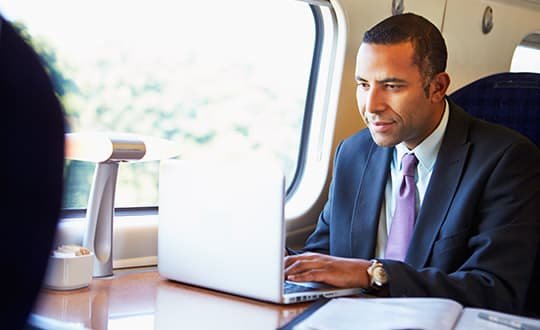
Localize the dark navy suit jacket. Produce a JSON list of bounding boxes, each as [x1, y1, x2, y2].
[[302, 100, 540, 315]]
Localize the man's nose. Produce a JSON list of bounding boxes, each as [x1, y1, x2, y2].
[[365, 87, 384, 113]]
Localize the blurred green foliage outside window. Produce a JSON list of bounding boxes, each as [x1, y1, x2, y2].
[[2, 0, 315, 210]]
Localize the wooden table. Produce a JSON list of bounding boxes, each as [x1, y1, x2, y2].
[[32, 267, 310, 330]]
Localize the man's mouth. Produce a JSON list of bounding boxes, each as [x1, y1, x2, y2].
[[370, 120, 395, 133]]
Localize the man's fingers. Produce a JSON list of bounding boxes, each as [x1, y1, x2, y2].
[[285, 258, 322, 276], [284, 252, 321, 268], [287, 269, 326, 283]]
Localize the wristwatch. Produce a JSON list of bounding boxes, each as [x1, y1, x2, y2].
[[366, 259, 388, 291]]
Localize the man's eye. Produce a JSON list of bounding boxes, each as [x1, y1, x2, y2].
[[358, 82, 369, 89], [385, 84, 402, 90]]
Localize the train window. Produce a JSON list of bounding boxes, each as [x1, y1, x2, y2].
[[511, 33, 540, 73], [1, 1, 317, 211]]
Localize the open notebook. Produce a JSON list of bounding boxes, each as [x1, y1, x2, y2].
[[285, 297, 540, 330], [158, 159, 364, 304]]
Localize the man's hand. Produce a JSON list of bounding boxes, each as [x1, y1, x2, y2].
[[284, 252, 371, 288]]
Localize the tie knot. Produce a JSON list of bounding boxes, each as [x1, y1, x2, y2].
[[401, 153, 418, 177]]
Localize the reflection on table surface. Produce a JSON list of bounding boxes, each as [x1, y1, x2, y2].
[[32, 267, 309, 330]]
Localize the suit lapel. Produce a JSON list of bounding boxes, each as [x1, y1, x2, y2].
[[406, 102, 472, 268], [350, 143, 392, 258]]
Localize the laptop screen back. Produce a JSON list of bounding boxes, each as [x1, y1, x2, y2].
[[158, 159, 286, 303]]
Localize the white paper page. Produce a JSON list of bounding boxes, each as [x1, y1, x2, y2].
[[294, 297, 463, 330], [455, 308, 540, 330]]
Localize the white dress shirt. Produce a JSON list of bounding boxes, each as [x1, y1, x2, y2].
[[375, 100, 450, 259]]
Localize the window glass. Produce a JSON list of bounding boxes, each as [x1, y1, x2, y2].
[[1, 0, 315, 209], [511, 33, 540, 73]]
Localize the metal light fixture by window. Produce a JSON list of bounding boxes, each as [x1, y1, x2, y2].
[[65, 132, 180, 277]]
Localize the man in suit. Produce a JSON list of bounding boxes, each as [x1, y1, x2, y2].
[[285, 13, 540, 316]]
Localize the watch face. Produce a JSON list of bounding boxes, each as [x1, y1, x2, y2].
[[373, 266, 388, 285]]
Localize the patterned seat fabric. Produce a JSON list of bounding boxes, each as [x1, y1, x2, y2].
[[450, 72, 540, 146]]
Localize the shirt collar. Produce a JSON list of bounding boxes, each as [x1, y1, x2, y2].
[[395, 99, 449, 172]]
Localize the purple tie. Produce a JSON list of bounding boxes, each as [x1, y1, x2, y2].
[[385, 153, 418, 261]]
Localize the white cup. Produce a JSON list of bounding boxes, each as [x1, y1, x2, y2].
[[43, 252, 94, 290]]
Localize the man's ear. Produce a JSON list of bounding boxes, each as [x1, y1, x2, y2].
[[429, 72, 450, 103]]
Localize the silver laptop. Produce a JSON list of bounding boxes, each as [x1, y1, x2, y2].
[[158, 159, 364, 304]]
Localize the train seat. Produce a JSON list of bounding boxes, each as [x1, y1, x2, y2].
[[449, 71, 540, 317], [450, 72, 540, 147]]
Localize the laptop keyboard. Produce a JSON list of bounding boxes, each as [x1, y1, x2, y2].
[[284, 281, 316, 294]]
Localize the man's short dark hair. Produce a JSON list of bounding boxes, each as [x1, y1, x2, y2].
[[363, 13, 448, 93]]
